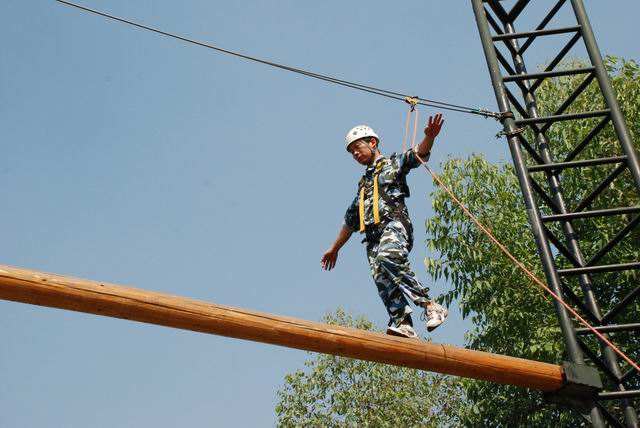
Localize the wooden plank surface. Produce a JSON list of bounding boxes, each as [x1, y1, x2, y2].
[[0, 263, 564, 391]]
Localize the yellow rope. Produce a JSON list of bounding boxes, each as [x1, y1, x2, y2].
[[358, 170, 381, 232], [358, 187, 366, 232], [373, 173, 380, 225]]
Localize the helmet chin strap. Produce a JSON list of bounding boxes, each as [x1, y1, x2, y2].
[[363, 145, 376, 166], [368, 139, 380, 163]]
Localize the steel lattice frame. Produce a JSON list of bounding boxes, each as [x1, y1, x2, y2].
[[471, 0, 640, 426]]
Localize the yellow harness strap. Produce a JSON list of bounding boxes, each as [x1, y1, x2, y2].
[[358, 163, 382, 233], [372, 173, 381, 224], [358, 186, 366, 232]]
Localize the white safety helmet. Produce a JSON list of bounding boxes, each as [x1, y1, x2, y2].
[[345, 125, 380, 152]]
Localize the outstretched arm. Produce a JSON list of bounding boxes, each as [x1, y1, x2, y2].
[[321, 225, 353, 271], [416, 113, 444, 159]]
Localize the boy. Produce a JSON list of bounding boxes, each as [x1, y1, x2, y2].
[[321, 114, 448, 339]]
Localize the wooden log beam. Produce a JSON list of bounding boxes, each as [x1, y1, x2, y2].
[[0, 263, 564, 391]]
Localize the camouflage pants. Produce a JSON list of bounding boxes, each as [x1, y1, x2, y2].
[[366, 220, 430, 328]]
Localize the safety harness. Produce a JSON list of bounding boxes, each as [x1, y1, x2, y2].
[[358, 160, 384, 232], [357, 158, 414, 249]]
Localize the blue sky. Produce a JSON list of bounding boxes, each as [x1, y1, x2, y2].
[[2, 1, 639, 426]]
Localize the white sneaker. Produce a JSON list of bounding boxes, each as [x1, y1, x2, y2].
[[423, 300, 448, 332], [386, 324, 418, 339]]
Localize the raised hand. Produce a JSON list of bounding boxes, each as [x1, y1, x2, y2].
[[424, 113, 444, 142]]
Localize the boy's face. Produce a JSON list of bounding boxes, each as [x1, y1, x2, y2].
[[347, 138, 378, 166]]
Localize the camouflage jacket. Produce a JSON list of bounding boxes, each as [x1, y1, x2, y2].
[[343, 148, 428, 233]]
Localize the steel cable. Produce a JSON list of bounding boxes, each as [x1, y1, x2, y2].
[[56, 0, 502, 118]]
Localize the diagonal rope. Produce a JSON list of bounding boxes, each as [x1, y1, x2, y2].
[[412, 149, 640, 374], [400, 106, 638, 372]]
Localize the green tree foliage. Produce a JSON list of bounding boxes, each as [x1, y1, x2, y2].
[[275, 308, 464, 427], [424, 57, 640, 426]]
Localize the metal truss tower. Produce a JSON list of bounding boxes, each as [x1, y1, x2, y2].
[[471, 0, 640, 426]]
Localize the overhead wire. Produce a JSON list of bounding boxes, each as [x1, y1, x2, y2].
[[56, 0, 502, 119]]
